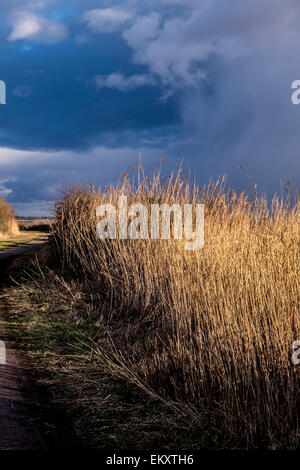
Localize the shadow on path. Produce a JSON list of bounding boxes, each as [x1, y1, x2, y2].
[[0, 238, 50, 449], [0, 236, 82, 450], [0, 235, 49, 262]]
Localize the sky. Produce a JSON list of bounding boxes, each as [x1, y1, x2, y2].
[[0, 0, 299, 215]]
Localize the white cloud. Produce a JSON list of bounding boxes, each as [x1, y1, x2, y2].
[[8, 11, 68, 42], [119, 0, 300, 89], [94, 73, 156, 91], [123, 13, 160, 45], [75, 33, 89, 45], [0, 178, 16, 198], [13, 85, 32, 98], [83, 8, 133, 34], [0, 145, 160, 215]]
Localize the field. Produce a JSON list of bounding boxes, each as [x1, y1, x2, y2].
[[0, 231, 45, 251], [1, 168, 299, 450]]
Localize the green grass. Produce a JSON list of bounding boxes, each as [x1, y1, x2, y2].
[[0, 231, 45, 251]]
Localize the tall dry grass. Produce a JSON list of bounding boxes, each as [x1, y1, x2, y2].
[[52, 168, 300, 449], [0, 197, 19, 237]]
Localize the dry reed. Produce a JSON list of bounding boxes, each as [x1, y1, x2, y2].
[[0, 197, 19, 237], [51, 167, 300, 449]]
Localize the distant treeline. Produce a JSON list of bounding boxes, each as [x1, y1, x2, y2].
[[16, 216, 54, 220]]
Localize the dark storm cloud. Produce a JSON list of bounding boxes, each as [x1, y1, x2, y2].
[[116, 0, 300, 195], [0, 37, 179, 151], [0, 0, 299, 212]]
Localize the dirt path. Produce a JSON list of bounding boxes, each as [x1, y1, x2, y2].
[[0, 331, 45, 449], [0, 236, 49, 450], [0, 234, 49, 262]]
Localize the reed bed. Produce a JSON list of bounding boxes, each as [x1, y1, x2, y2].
[[51, 168, 300, 449]]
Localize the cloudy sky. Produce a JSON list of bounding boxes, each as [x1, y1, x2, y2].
[[0, 0, 299, 215]]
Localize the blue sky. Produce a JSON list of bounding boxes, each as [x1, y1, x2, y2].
[[0, 0, 299, 215]]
